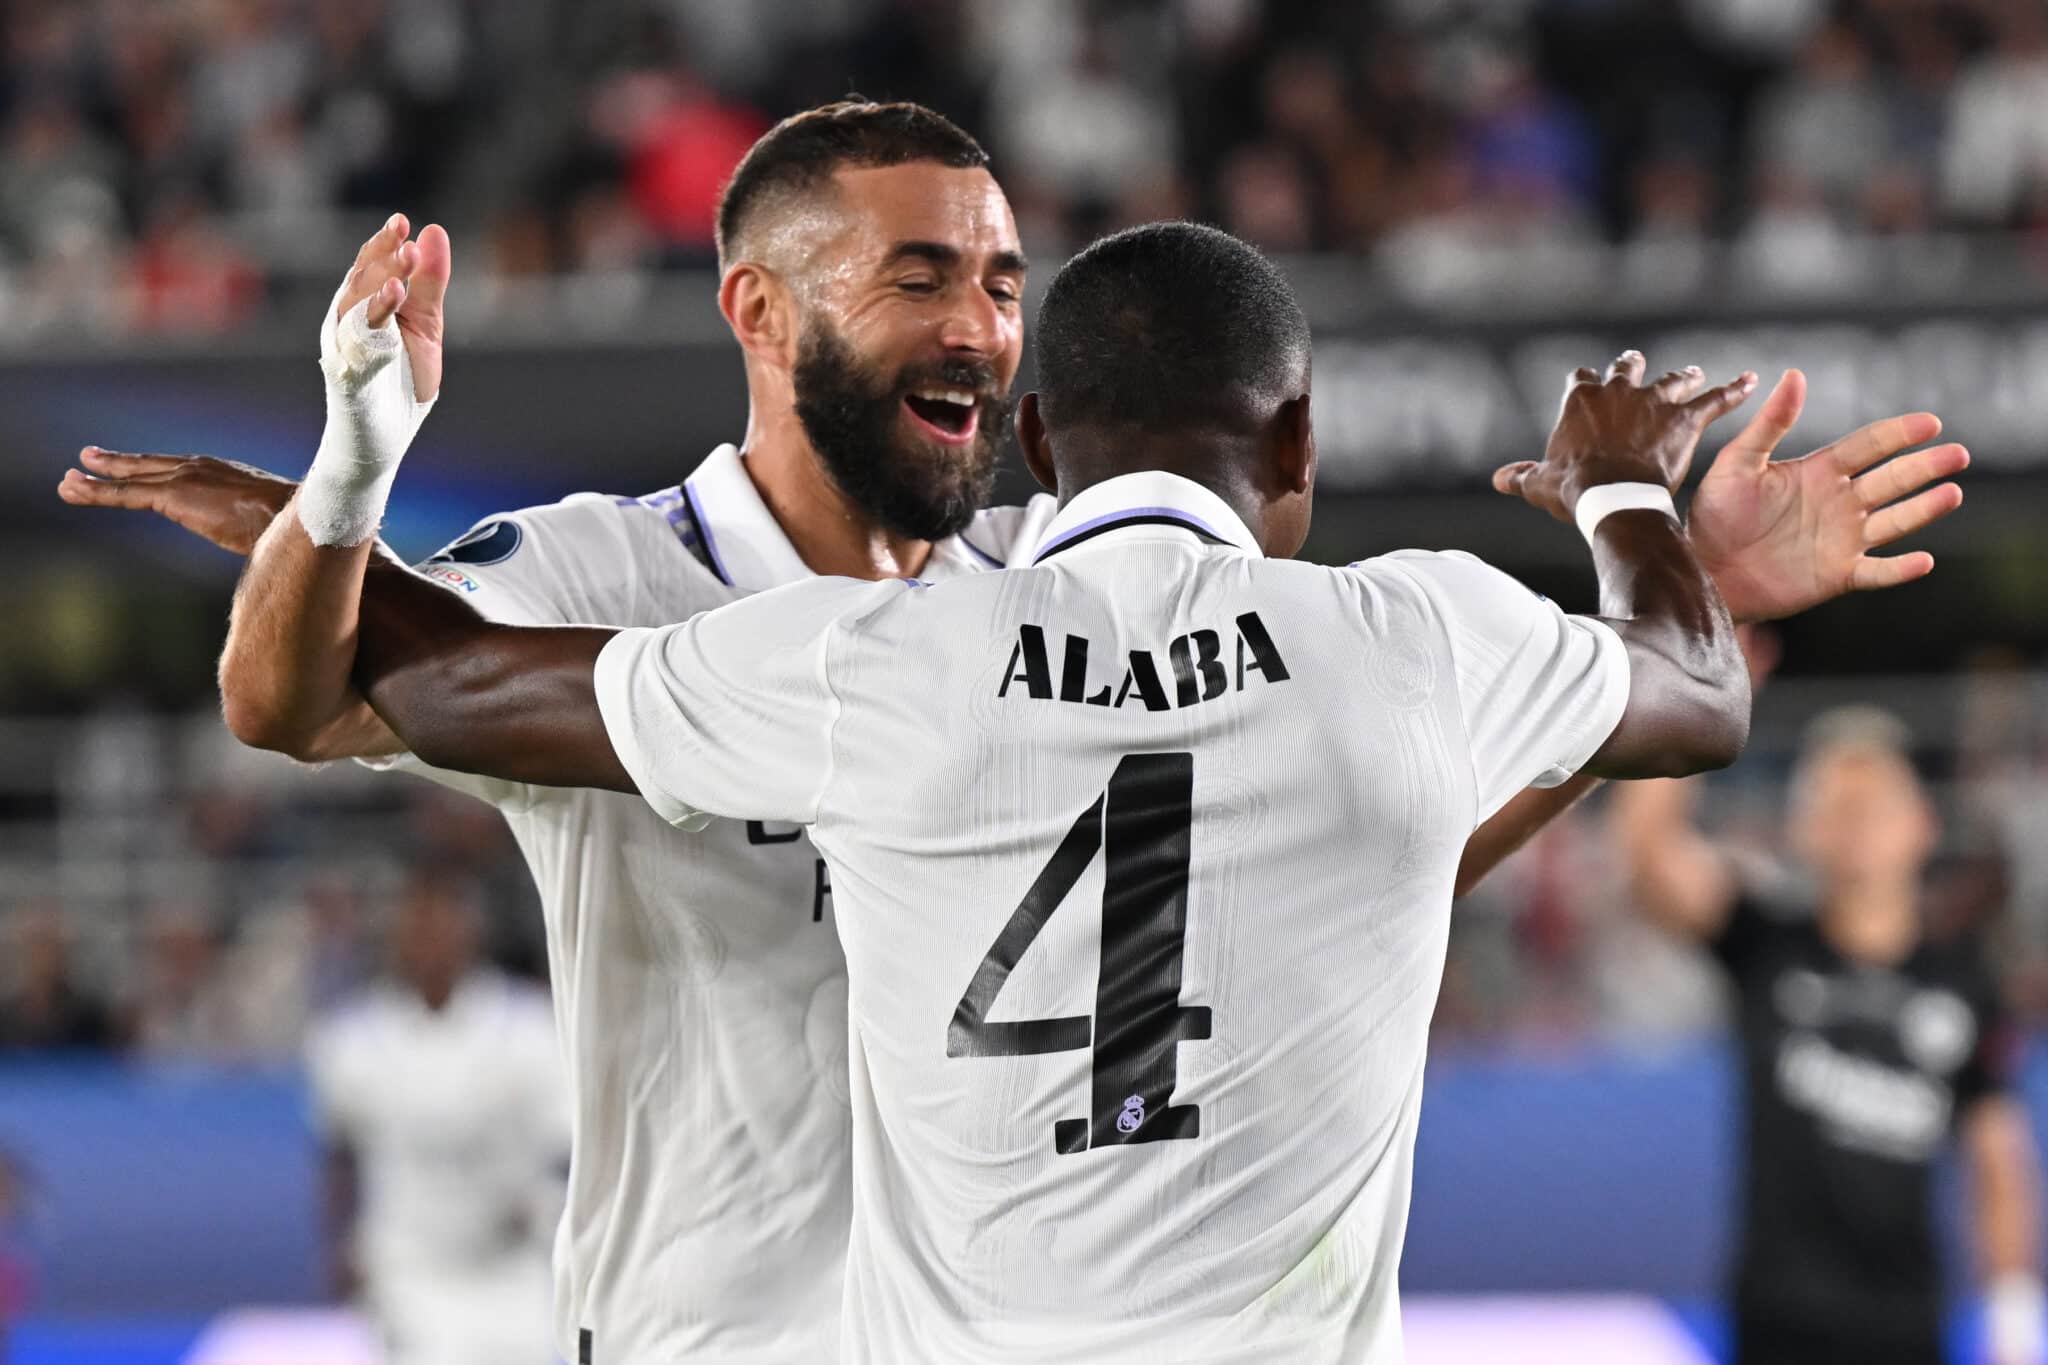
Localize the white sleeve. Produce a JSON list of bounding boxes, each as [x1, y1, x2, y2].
[[592, 578, 901, 830], [1382, 549, 1630, 823], [302, 1013, 361, 1143]]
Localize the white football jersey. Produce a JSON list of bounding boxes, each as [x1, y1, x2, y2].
[[305, 968, 566, 1294], [594, 471, 1630, 1364], [367, 443, 1055, 1364]]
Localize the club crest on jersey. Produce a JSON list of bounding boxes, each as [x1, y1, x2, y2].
[[997, 613, 1290, 711], [1116, 1095, 1146, 1135]]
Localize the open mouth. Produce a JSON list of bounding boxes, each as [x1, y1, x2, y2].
[[902, 388, 981, 444]]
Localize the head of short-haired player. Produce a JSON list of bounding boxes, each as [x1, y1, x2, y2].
[[1789, 708, 1939, 898], [389, 872, 484, 1010], [1023, 221, 1316, 558], [715, 101, 1023, 542]]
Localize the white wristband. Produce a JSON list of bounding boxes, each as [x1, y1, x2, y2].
[[298, 282, 435, 548], [1989, 1272, 2045, 1364], [1574, 482, 1677, 546]]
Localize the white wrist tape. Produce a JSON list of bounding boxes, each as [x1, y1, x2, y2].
[[298, 282, 435, 548], [1574, 482, 1678, 546], [1989, 1273, 2045, 1364]]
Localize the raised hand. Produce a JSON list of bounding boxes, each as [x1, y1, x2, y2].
[[58, 448, 297, 555], [1494, 350, 1760, 523], [337, 212, 452, 402], [1687, 369, 1967, 622]]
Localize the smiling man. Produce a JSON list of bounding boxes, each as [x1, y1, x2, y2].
[[61, 96, 1970, 1363]]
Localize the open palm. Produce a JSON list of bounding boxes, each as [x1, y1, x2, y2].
[[1687, 370, 1968, 623]]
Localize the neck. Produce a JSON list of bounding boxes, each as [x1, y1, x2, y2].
[[1817, 876, 1920, 966], [738, 403, 935, 581], [1054, 431, 1266, 533]]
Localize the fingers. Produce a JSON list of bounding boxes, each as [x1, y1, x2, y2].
[[79, 446, 186, 477], [1684, 371, 1761, 426], [1651, 365, 1707, 403], [1713, 368, 1806, 471], [58, 467, 163, 510], [1864, 482, 1964, 549], [1851, 550, 1936, 592], [1824, 410, 1945, 476], [1853, 442, 1970, 509], [1604, 350, 1646, 387], [399, 223, 453, 322], [340, 213, 416, 326], [1492, 461, 1537, 496]]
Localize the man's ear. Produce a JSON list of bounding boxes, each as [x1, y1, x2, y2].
[[1018, 393, 1057, 493], [719, 263, 796, 369], [1274, 392, 1314, 495]]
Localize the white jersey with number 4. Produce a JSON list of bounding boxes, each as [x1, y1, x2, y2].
[[594, 471, 1631, 1364], [369, 443, 1055, 1364]]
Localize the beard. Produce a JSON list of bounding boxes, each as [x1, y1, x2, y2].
[[792, 318, 1012, 543]]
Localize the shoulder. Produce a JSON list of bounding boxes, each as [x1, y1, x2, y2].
[[958, 494, 1060, 567], [304, 988, 391, 1071], [418, 489, 727, 624]]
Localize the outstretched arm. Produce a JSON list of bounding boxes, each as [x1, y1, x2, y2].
[[1455, 368, 1966, 895], [1496, 351, 1755, 780], [348, 553, 632, 791]]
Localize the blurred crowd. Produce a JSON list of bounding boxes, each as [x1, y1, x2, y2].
[[2, 650, 2046, 1060], [5, 0, 2048, 335]]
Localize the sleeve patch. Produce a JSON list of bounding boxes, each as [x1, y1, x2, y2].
[[419, 564, 483, 594], [430, 520, 524, 566]]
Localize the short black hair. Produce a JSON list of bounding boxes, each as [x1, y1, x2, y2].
[[716, 99, 988, 267], [1035, 222, 1311, 433]]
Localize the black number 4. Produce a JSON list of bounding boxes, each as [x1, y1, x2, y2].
[[947, 752, 1211, 1155]]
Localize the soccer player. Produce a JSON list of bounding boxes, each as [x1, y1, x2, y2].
[[1613, 706, 2043, 1365], [69, 101, 1046, 1364], [60, 102, 1969, 1360], [215, 219, 1809, 1361], [307, 871, 566, 1365]]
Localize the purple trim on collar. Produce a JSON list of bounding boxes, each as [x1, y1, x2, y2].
[[681, 479, 732, 586], [1031, 507, 1233, 564]]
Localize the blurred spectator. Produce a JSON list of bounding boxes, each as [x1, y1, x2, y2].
[[306, 872, 565, 1365], [0, 903, 114, 1052], [1941, 1, 2048, 225], [1749, 21, 1892, 213], [125, 903, 249, 1060]]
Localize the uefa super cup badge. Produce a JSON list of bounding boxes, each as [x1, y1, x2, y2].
[[1117, 1095, 1146, 1135]]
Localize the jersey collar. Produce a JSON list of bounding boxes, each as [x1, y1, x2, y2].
[[679, 444, 815, 592], [1030, 471, 1263, 565], [680, 443, 1010, 589]]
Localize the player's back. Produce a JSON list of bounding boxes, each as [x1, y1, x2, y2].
[[804, 476, 1626, 1362], [598, 471, 1624, 1362]]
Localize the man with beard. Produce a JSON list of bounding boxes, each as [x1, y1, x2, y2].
[[61, 102, 1968, 1361], [71, 100, 1043, 1365]]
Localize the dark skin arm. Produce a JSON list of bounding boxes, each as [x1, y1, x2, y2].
[[1499, 350, 1756, 780], [350, 547, 633, 791]]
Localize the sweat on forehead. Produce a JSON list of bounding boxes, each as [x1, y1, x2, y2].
[[714, 99, 989, 271]]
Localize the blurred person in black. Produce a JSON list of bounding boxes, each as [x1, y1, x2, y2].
[[1614, 698, 2043, 1365], [0, 903, 113, 1053]]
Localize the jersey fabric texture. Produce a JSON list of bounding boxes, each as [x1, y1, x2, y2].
[[1711, 886, 2014, 1365], [305, 968, 566, 1365], [594, 471, 1630, 1364], [363, 443, 1054, 1363]]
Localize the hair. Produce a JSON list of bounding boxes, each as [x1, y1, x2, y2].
[[1789, 704, 1920, 812], [716, 99, 988, 268], [1034, 221, 1311, 433]]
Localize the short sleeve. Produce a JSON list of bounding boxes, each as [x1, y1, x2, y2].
[[593, 577, 905, 830], [1954, 947, 2020, 1112], [1380, 550, 1630, 824], [302, 1012, 362, 1143], [1707, 891, 1784, 976]]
